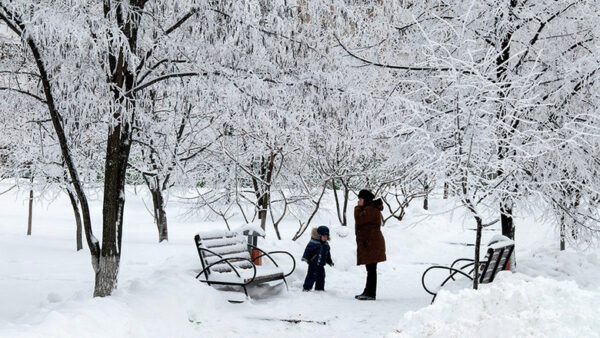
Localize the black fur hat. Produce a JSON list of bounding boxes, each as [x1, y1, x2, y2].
[[358, 189, 375, 202]]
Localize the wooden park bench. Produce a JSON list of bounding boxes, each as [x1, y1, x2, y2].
[[421, 235, 514, 303], [194, 230, 296, 299]]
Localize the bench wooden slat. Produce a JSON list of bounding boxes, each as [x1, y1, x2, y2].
[[480, 243, 513, 284], [205, 251, 251, 266], [244, 271, 284, 284], [197, 231, 238, 241], [212, 260, 254, 272], [200, 236, 245, 247], [201, 243, 248, 257]]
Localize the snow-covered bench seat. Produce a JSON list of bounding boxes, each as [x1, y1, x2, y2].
[[194, 230, 295, 297], [421, 235, 515, 303]]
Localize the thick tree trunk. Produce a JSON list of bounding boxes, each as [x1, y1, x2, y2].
[[149, 185, 168, 242], [67, 188, 83, 251], [92, 0, 144, 296], [94, 120, 132, 297], [496, 0, 518, 269], [94, 254, 120, 297]]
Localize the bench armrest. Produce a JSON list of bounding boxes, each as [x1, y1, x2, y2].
[[450, 258, 474, 270], [196, 256, 258, 286], [247, 244, 296, 278], [421, 265, 474, 300], [449, 258, 476, 281]]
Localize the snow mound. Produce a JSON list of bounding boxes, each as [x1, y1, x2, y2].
[[390, 273, 600, 337], [0, 268, 229, 338], [519, 247, 600, 288]]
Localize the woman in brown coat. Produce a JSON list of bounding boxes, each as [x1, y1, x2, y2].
[[354, 189, 386, 300]]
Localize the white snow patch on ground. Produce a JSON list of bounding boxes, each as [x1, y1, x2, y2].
[[0, 182, 598, 337]]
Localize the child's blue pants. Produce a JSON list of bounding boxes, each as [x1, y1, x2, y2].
[[303, 264, 325, 291]]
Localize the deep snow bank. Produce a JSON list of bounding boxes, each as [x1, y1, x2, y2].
[[0, 265, 231, 338], [390, 272, 600, 337]]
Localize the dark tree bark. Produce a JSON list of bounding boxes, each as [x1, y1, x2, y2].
[[27, 176, 33, 236], [269, 194, 287, 240], [67, 188, 84, 251], [253, 152, 275, 231], [381, 192, 414, 226], [140, 146, 169, 243], [418, 177, 431, 210], [473, 213, 483, 290], [95, 120, 131, 296], [443, 181, 448, 199], [342, 183, 349, 226], [495, 1, 518, 244], [332, 178, 342, 224], [560, 213, 566, 251], [148, 181, 168, 242], [500, 202, 515, 240]]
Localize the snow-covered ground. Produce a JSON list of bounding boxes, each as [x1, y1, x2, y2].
[[0, 182, 598, 337]]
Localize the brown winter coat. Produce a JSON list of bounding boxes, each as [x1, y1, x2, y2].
[[354, 204, 386, 265]]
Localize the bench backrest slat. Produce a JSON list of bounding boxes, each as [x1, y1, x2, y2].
[[479, 242, 514, 284], [195, 231, 251, 275]]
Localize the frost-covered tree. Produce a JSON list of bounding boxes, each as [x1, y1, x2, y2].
[[335, 0, 600, 281], [0, 0, 277, 296]]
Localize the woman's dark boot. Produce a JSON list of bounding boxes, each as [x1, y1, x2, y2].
[[354, 290, 367, 299], [356, 294, 376, 300]]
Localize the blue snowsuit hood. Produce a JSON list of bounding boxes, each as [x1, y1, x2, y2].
[[302, 228, 333, 267]]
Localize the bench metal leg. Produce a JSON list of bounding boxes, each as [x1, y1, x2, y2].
[[282, 276, 289, 291]]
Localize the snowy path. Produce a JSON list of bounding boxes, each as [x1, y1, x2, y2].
[[206, 264, 431, 337]]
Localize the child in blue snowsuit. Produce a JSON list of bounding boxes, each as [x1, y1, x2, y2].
[[302, 226, 334, 291]]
